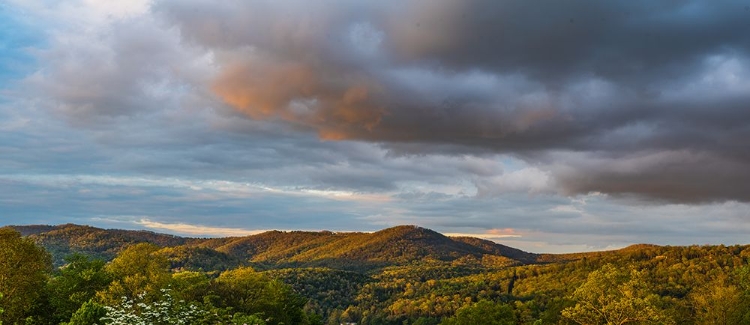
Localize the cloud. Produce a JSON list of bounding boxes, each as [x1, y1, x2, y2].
[[553, 150, 750, 203], [135, 218, 267, 237], [3, 0, 750, 253], [144, 0, 750, 202], [210, 50, 387, 139], [444, 228, 523, 239], [3, 169, 750, 253], [16, 0, 213, 126], [474, 167, 553, 197], [14, 0, 750, 203]]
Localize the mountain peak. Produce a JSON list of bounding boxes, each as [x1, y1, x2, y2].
[[373, 225, 445, 240], [15, 223, 539, 271]]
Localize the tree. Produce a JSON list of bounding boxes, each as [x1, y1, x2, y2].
[[169, 271, 211, 303], [64, 300, 107, 325], [439, 300, 515, 325], [0, 227, 52, 325], [211, 267, 310, 325], [230, 313, 267, 325], [48, 254, 111, 323], [98, 243, 171, 304], [562, 264, 674, 325], [690, 275, 747, 325]]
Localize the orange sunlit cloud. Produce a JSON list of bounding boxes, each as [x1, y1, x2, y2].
[[444, 228, 522, 240], [486, 228, 521, 237], [212, 55, 386, 140]]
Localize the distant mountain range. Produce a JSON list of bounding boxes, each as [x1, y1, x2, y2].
[[11, 223, 614, 271]]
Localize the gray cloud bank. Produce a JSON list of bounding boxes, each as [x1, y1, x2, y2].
[[22, 0, 750, 203]]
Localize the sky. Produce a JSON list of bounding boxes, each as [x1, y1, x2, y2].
[[1, 0, 750, 253]]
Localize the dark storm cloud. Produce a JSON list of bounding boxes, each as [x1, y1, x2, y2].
[[385, 1, 750, 81], [22, 0, 750, 203], [153, 1, 749, 138], [149, 0, 750, 203], [552, 150, 750, 203]]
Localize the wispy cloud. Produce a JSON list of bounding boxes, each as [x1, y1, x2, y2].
[[445, 228, 523, 239], [0, 174, 389, 202], [135, 218, 267, 237]]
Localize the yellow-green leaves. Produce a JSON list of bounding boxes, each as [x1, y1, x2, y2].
[[562, 264, 674, 325], [98, 243, 171, 304], [0, 227, 51, 325]]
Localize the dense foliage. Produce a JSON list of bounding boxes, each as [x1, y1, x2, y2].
[[0, 228, 52, 325], [3, 225, 750, 324], [15, 224, 538, 270]]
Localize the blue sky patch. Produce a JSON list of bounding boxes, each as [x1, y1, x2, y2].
[[0, 4, 44, 86]]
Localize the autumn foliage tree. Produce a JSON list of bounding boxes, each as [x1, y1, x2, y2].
[[97, 243, 171, 304], [439, 300, 515, 325], [689, 272, 750, 325], [211, 267, 311, 325], [0, 228, 52, 325], [562, 264, 674, 325]]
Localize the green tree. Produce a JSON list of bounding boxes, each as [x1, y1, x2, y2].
[[169, 271, 211, 303], [64, 300, 107, 325], [0, 293, 4, 325], [0, 227, 52, 325], [98, 243, 171, 304], [439, 300, 515, 325], [230, 313, 267, 325], [212, 267, 309, 325], [562, 264, 674, 325], [734, 265, 750, 323], [690, 275, 746, 325], [48, 254, 111, 323]]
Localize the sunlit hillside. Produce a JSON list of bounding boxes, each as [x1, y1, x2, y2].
[[3, 224, 750, 324]]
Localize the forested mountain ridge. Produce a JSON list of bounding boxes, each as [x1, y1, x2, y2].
[[11, 223, 200, 265], [12, 224, 546, 270], [13, 223, 698, 272], [5, 224, 750, 324], [202, 225, 538, 270]]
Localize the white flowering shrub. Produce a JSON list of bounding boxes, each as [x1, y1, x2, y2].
[[101, 289, 206, 325]]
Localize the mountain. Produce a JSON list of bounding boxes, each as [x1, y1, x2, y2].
[[11, 224, 542, 271], [11, 223, 199, 265], [221, 225, 528, 270], [11, 223, 749, 324], [450, 236, 538, 264]]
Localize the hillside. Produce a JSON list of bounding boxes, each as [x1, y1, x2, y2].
[[12, 224, 540, 270], [5, 224, 750, 324], [11, 223, 200, 265]]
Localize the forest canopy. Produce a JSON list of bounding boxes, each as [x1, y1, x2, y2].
[[2, 225, 750, 324]]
